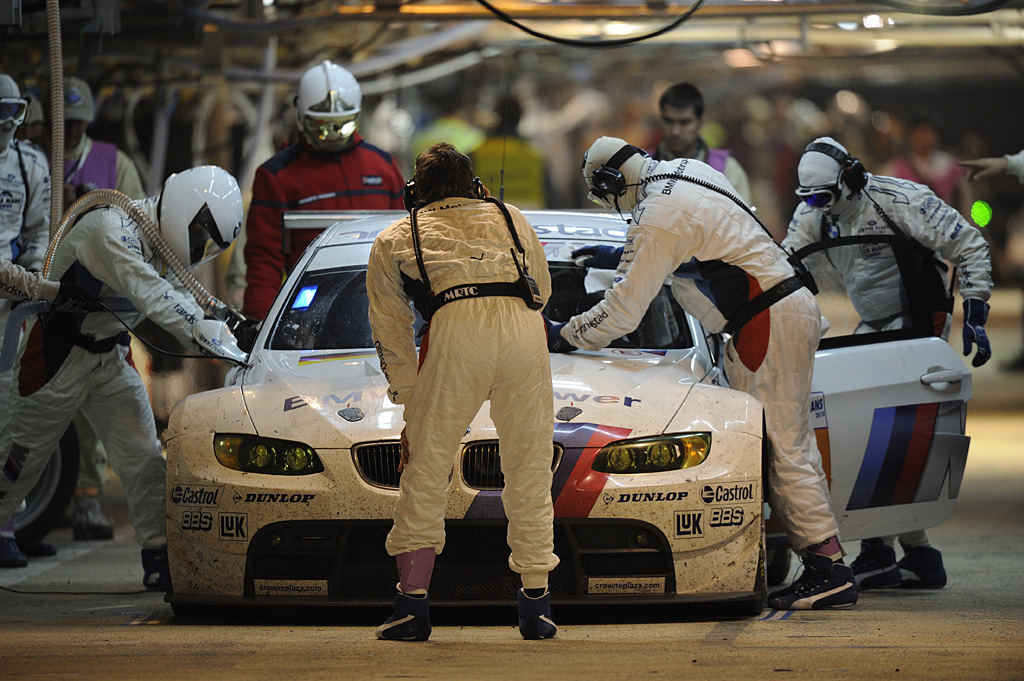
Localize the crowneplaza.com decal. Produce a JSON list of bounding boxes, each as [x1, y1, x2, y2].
[[587, 577, 665, 595], [253, 580, 327, 596]]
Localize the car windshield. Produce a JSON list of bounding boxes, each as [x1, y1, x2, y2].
[[268, 262, 693, 351]]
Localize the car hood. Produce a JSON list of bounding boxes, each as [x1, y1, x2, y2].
[[239, 347, 711, 448]]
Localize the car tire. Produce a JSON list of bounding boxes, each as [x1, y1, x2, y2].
[[13, 424, 80, 545], [766, 548, 793, 586]]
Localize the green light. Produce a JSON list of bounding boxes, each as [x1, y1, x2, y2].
[[248, 444, 272, 468], [285, 447, 310, 471], [648, 443, 674, 468], [971, 200, 993, 228], [607, 447, 633, 472]]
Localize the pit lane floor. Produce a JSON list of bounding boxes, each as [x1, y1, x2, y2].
[[2, 292, 1023, 681]]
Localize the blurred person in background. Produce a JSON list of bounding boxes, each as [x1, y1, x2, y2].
[[649, 82, 751, 204], [61, 75, 148, 544], [471, 94, 548, 209], [14, 93, 46, 155], [243, 60, 405, 321], [884, 116, 973, 218], [961, 149, 1024, 371]]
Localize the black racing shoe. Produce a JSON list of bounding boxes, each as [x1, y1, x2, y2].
[[767, 552, 858, 610], [898, 546, 947, 589], [0, 536, 28, 568], [141, 547, 170, 592], [72, 497, 115, 541], [376, 587, 431, 641], [17, 539, 57, 557], [518, 588, 557, 640], [851, 538, 901, 590]]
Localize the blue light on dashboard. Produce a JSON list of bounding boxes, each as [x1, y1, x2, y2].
[[292, 285, 318, 310]]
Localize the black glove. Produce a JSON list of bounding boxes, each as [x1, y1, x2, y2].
[[52, 283, 105, 314], [544, 315, 575, 354], [571, 245, 623, 269], [227, 314, 262, 353], [962, 298, 991, 367]]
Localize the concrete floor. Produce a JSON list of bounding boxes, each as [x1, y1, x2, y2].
[[1, 290, 1022, 681]]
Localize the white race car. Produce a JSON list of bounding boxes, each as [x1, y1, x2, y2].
[[165, 210, 971, 615]]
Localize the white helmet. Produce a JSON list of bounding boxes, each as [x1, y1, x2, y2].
[[581, 136, 650, 212], [158, 165, 243, 267], [295, 60, 361, 153], [0, 75, 27, 149]]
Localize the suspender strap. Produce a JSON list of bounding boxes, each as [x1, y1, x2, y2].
[[73, 330, 130, 354], [428, 282, 525, 317], [724, 276, 804, 336]]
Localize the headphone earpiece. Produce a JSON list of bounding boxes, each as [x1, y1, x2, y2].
[[403, 179, 417, 213], [590, 144, 645, 199], [805, 141, 867, 192]]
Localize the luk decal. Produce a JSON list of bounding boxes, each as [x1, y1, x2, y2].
[[699, 482, 755, 505], [674, 510, 704, 538], [613, 491, 689, 503], [180, 510, 213, 532], [708, 507, 744, 527], [253, 579, 327, 597], [234, 492, 316, 504], [219, 513, 247, 541], [170, 484, 222, 507]]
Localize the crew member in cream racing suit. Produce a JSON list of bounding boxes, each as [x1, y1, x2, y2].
[[552, 136, 857, 610], [367, 143, 558, 640], [0, 165, 247, 590], [782, 137, 993, 591]]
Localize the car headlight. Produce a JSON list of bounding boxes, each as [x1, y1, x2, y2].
[[591, 433, 710, 474], [213, 434, 324, 475]]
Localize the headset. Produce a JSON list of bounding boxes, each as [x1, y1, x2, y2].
[[805, 141, 868, 192], [403, 176, 485, 212], [588, 144, 648, 199]]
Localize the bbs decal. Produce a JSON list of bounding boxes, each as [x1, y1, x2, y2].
[[181, 510, 213, 531], [708, 507, 744, 527]]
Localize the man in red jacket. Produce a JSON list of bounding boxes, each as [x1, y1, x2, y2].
[[242, 60, 405, 319]]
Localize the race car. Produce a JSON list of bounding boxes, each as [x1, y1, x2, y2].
[[164, 210, 972, 616]]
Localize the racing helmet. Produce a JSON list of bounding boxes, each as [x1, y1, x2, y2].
[[581, 136, 649, 211], [0, 75, 28, 148], [295, 60, 361, 153], [158, 165, 243, 267], [795, 137, 866, 215]]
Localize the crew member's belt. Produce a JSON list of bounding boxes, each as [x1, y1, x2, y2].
[[74, 330, 130, 354], [429, 282, 524, 318], [724, 276, 805, 336]]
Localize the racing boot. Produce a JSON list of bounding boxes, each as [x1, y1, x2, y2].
[[518, 588, 557, 640], [141, 547, 170, 592], [376, 586, 431, 641], [767, 551, 858, 610], [0, 536, 28, 568], [850, 538, 901, 590], [898, 546, 947, 589], [18, 539, 57, 557], [72, 495, 115, 541]]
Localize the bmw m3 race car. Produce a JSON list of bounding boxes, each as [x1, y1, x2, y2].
[[164, 210, 972, 616]]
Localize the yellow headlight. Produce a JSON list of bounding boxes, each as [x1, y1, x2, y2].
[[592, 433, 711, 474]]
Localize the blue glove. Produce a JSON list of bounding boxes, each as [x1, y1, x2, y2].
[[544, 316, 575, 354], [571, 245, 623, 270], [962, 298, 991, 367]]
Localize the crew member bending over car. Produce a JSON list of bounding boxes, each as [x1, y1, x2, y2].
[[783, 137, 993, 590], [0, 166, 247, 590], [367, 142, 559, 640], [551, 136, 857, 610]]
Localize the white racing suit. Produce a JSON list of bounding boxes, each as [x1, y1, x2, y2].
[[782, 173, 992, 336], [367, 197, 560, 583], [562, 157, 838, 551], [0, 140, 51, 415], [0, 197, 208, 550]]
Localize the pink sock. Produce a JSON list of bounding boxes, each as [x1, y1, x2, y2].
[[807, 536, 842, 560], [397, 547, 435, 593]]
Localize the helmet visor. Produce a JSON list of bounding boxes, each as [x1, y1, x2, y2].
[[0, 98, 28, 126], [796, 185, 838, 212], [301, 113, 357, 152], [187, 203, 228, 266]]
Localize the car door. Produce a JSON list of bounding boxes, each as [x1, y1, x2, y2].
[[796, 234, 972, 543]]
